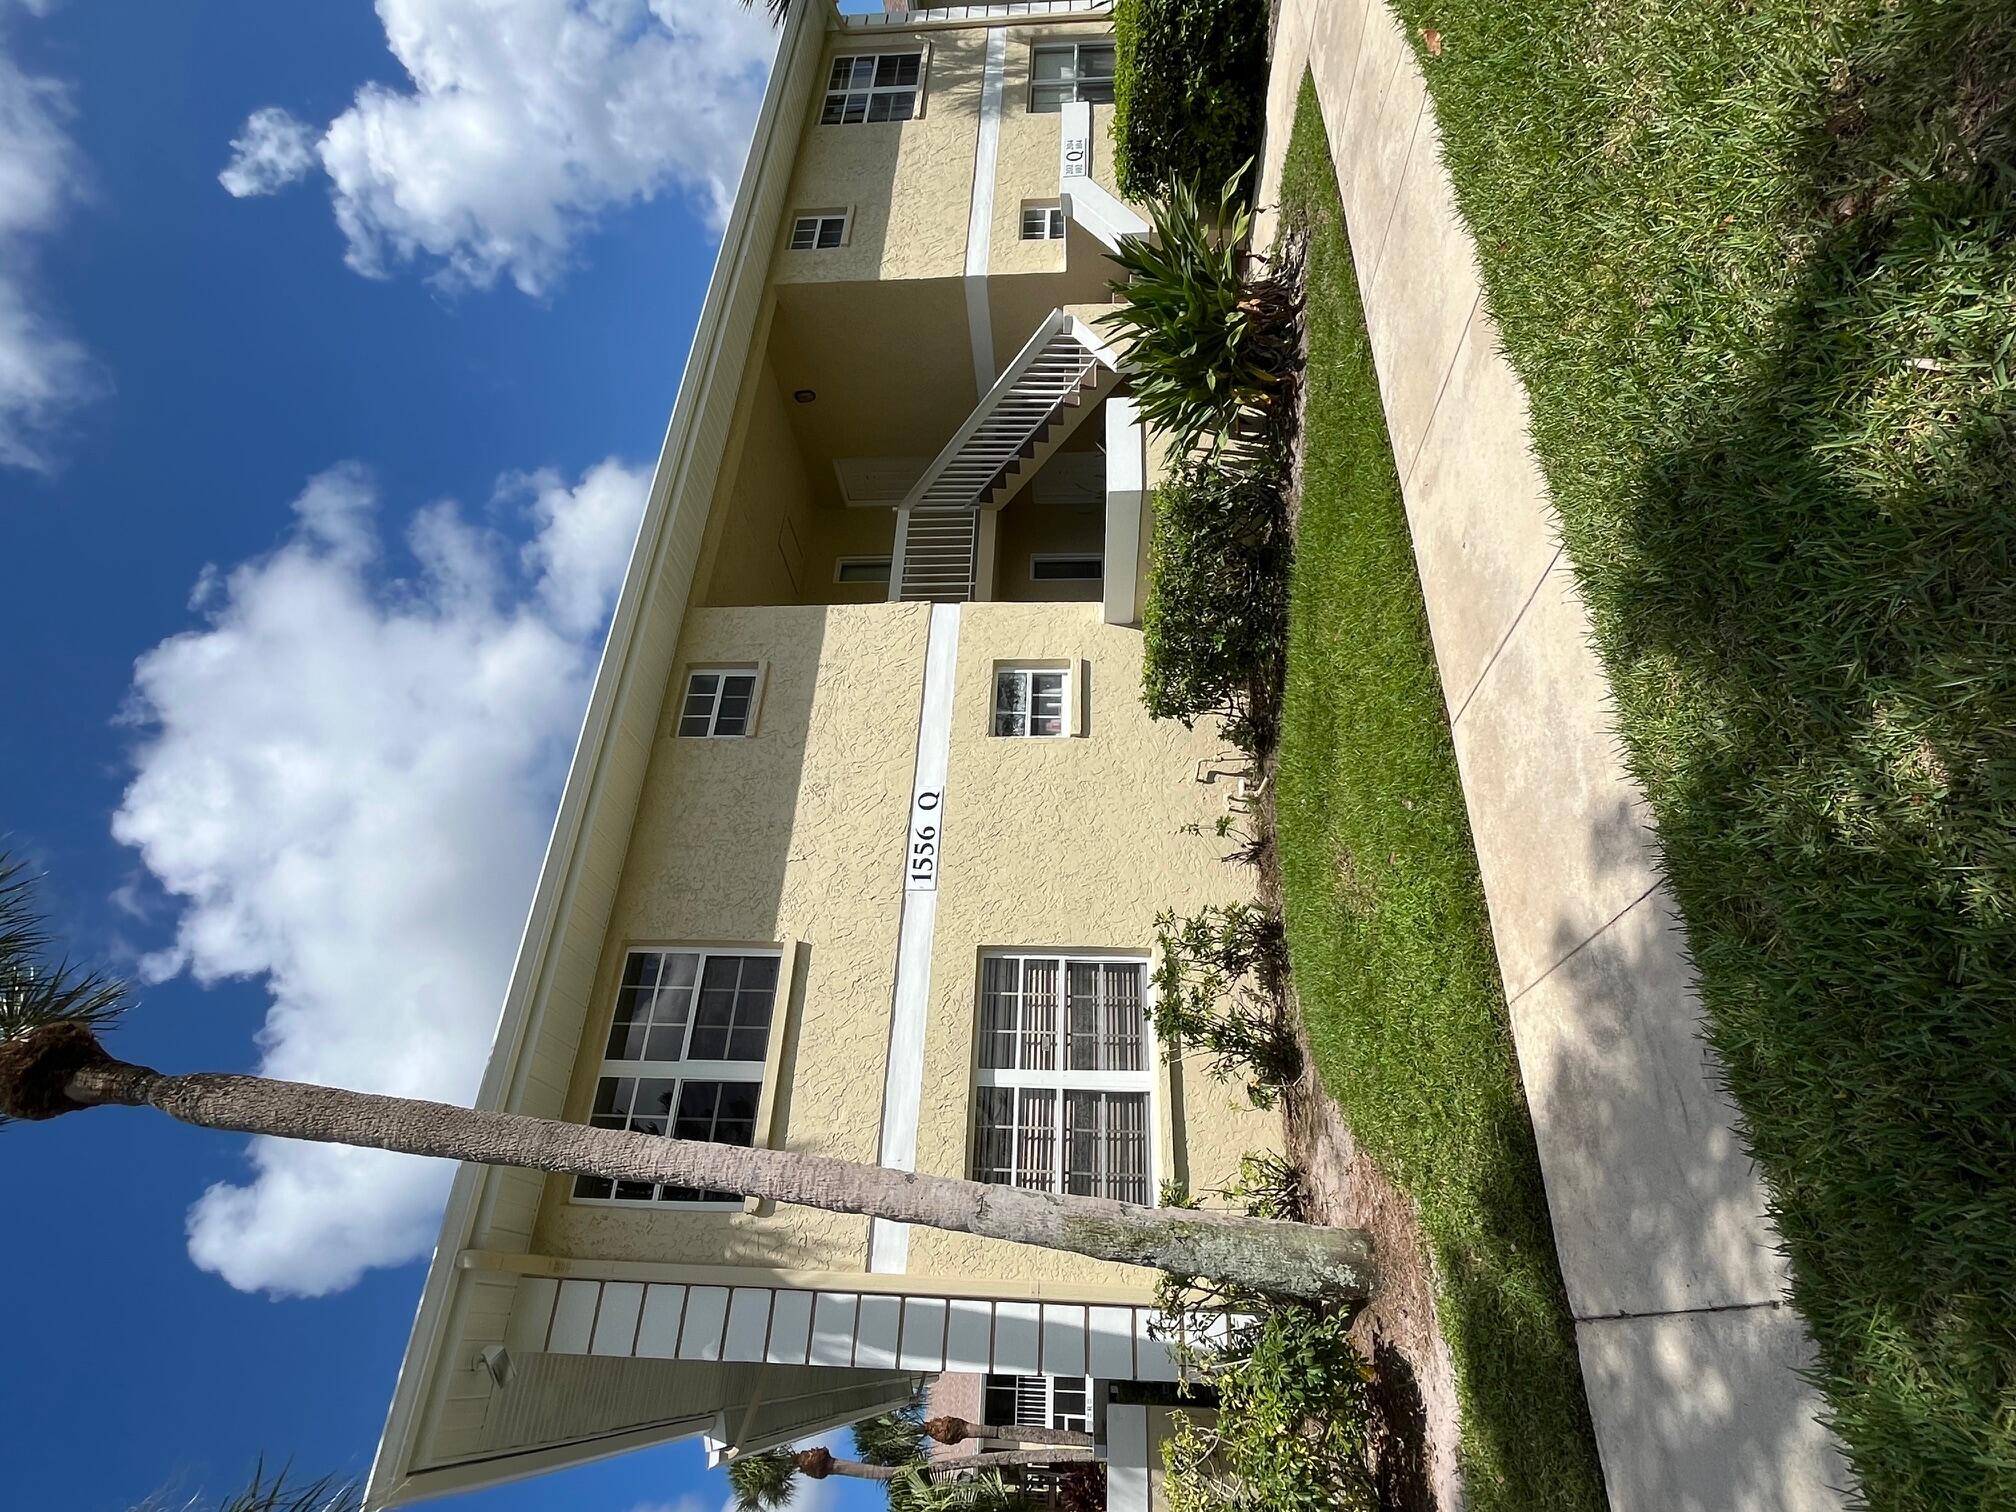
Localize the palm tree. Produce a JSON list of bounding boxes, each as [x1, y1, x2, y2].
[[921, 1415, 1092, 1450], [727, 1445, 905, 1505], [0, 860, 1374, 1304], [739, 0, 791, 28]]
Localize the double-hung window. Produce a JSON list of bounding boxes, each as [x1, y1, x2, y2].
[[1029, 41, 1115, 113], [971, 954, 1152, 1204], [821, 51, 923, 125], [993, 665, 1069, 738], [575, 948, 778, 1207], [677, 667, 758, 737], [984, 1374, 1093, 1432]]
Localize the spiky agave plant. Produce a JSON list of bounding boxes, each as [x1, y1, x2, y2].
[[1098, 163, 1299, 454]]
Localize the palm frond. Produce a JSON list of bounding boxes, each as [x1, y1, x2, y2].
[[852, 1404, 927, 1468], [739, 0, 792, 28], [726, 1449, 799, 1512], [889, 1465, 1036, 1512], [0, 856, 130, 1130], [131, 1463, 359, 1512]]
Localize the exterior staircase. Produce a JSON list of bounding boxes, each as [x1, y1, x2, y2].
[[890, 311, 1120, 603]]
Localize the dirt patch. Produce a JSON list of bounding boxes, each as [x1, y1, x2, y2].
[[1283, 1031, 1467, 1512]]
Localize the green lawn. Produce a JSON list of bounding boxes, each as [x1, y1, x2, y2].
[[1371, 1, 2016, 1504], [1272, 77, 1608, 1512]]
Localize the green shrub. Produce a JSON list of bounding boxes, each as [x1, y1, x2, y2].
[[1162, 1308, 1378, 1512], [1113, 0, 1270, 203], [1219, 1149, 1307, 1221], [1150, 903, 1300, 1106], [1099, 174, 1296, 454], [1141, 456, 1289, 753]]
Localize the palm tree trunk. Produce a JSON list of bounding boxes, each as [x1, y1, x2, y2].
[[931, 1448, 1095, 1478], [793, 1448, 897, 1482], [0, 1023, 1374, 1303], [923, 1416, 1093, 1449]]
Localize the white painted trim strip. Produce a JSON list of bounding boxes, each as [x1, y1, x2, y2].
[[1059, 100, 1149, 254], [963, 26, 1009, 395], [871, 603, 963, 1273]]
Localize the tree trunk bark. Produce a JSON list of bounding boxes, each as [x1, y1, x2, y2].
[[931, 1448, 1096, 1478], [0, 1024, 1374, 1304], [793, 1448, 897, 1482], [923, 1415, 1093, 1448]]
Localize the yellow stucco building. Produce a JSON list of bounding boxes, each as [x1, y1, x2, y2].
[[367, 5, 1277, 1506]]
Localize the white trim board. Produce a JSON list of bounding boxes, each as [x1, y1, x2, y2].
[[362, 5, 829, 1506], [962, 25, 1009, 395], [870, 602, 962, 1274]]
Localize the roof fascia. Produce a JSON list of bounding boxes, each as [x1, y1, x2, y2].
[[362, 4, 832, 1504]]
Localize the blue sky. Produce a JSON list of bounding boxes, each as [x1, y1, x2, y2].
[[0, 2, 891, 1508]]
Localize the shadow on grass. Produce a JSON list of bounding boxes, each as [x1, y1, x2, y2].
[[1582, 7, 2016, 1504]]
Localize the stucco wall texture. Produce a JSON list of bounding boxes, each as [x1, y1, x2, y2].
[[909, 602, 1278, 1289], [773, 19, 1122, 287], [533, 600, 1282, 1292], [535, 602, 930, 1268]]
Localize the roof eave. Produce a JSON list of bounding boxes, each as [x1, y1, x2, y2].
[[361, 5, 832, 1503]]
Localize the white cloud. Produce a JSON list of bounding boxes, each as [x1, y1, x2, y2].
[[112, 458, 647, 1297], [224, 0, 778, 295], [218, 106, 316, 198], [0, 21, 104, 470]]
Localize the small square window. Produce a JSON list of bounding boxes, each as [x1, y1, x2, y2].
[[1030, 41, 1116, 114], [677, 667, 761, 738], [994, 665, 1070, 738], [790, 213, 848, 251], [1021, 203, 1066, 241]]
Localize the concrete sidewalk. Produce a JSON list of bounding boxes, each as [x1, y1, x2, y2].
[[1255, 3, 1852, 1507]]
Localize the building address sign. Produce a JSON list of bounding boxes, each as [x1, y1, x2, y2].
[[906, 788, 943, 891]]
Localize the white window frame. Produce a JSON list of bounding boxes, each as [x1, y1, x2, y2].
[[1020, 201, 1066, 241], [788, 210, 850, 251], [971, 952, 1156, 1206], [573, 945, 783, 1212], [820, 48, 928, 126], [992, 662, 1074, 739], [675, 664, 764, 739], [1028, 39, 1116, 114], [833, 555, 892, 585], [1030, 552, 1103, 582]]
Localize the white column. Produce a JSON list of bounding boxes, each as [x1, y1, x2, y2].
[[1102, 395, 1146, 625]]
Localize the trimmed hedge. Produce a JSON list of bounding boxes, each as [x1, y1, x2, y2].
[[1140, 454, 1289, 753], [1113, 0, 1271, 202]]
